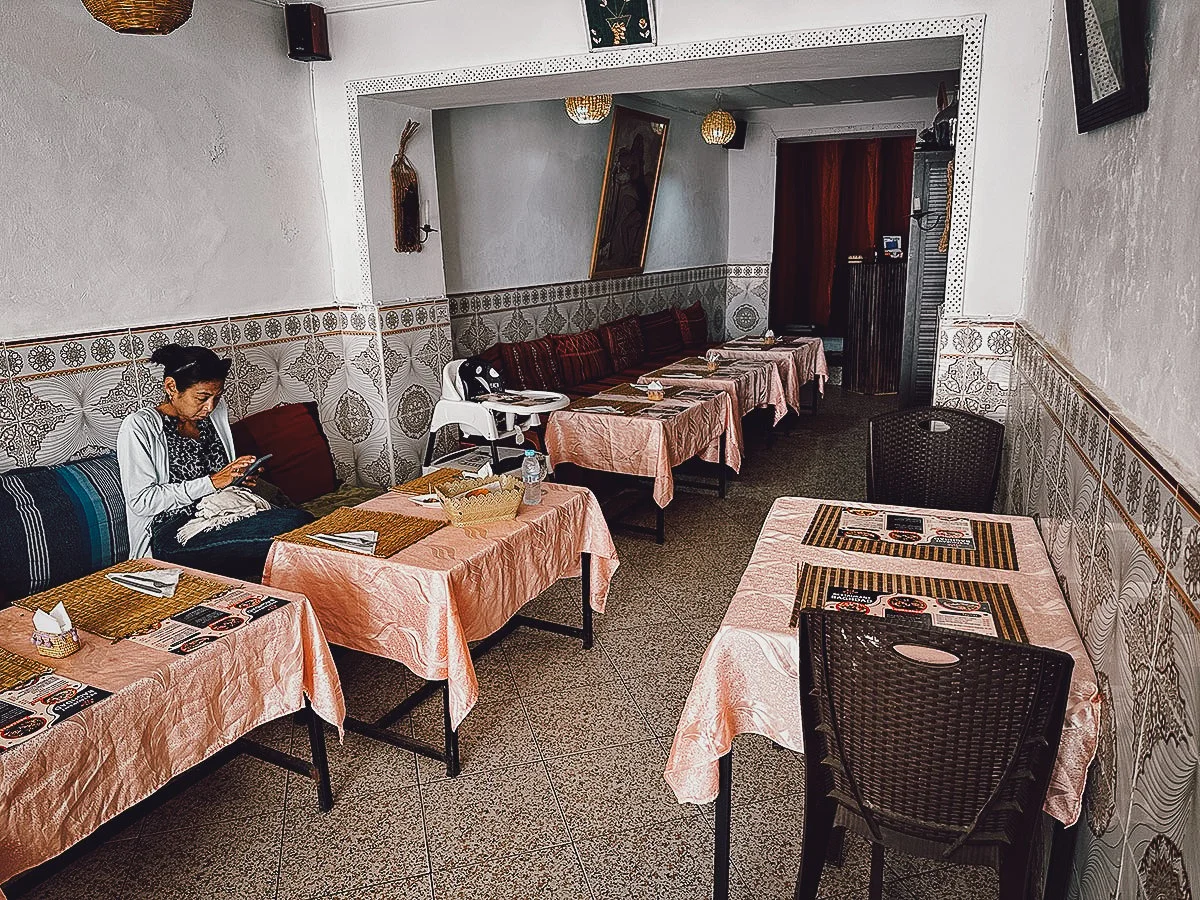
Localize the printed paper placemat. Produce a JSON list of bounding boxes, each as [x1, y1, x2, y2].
[[0, 648, 52, 694], [792, 563, 1027, 642], [802, 503, 1019, 570]]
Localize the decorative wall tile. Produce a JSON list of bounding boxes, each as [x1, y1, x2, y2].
[[932, 319, 1015, 424]]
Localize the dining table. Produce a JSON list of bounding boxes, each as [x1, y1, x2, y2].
[[0, 563, 345, 898], [263, 479, 619, 775], [664, 496, 1101, 900], [544, 384, 733, 543], [639, 356, 789, 430], [715, 336, 829, 412]]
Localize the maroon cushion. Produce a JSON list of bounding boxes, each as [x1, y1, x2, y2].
[[500, 336, 564, 391], [230, 402, 337, 504], [673, 302, 708, 348], [550, 330, 613, 388], [598, 316, 645, 372], [638, 310, 684, 356]]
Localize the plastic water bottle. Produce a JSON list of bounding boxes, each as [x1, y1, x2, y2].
[[521, 448, 543, 505]]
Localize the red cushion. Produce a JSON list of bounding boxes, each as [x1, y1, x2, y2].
[[550, 330, 613, 388], [598, 316, 645, 372], [500, 336, 564, 391], [638, 310, 684, 356], [673, 302, 708, 348], [230, 402, 337, 504]]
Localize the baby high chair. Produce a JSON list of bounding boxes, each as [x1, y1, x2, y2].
[[423, 358, 569, 473]]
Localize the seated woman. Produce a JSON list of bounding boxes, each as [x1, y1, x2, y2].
[[117, 344, 313, 583]]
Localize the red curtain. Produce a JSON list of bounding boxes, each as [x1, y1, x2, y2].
[[769, 135, 915, 331]]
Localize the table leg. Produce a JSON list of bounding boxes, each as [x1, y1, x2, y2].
[[718, 434, 728, 499], [656, 504, 665, 545], [714, 750, 733, 900], [581, 552, 594, 650], [1044, 819, 1078, 899], [304, 701, 334, 812], [443, 681, 461, 777]]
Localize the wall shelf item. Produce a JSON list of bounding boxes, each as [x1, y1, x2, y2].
[[391, 120, 422, 254], [590, 106, 669, 280], [845, 260, 907, 395], [581, 0, 655, 50]]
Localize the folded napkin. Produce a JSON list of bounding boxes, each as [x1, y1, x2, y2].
[[310, 530, 380, 555], [33, 602, 74, 635], [177, 487, 271, 545], [105, 568, 183, 598]]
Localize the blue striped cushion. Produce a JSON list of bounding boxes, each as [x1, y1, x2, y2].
[[0, 453, 128, 603]]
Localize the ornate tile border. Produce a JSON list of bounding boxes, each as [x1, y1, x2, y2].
[[932, 318, 1015, 424]]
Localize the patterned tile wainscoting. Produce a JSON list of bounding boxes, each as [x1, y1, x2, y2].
[[447, 265, 741, 356], [724, 263, 771, 340], [933, 318, 1016, 424], [1006, 322, 1198, 900], [0, 299, 453, 488]]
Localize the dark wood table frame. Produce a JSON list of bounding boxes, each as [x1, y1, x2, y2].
[[340, 553, 594, 777]]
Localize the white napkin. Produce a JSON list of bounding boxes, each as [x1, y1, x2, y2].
[[310, 530, 379, 555], [33, 602, 73, 635], [646, 380, 664, 391], [407, 493, 441, 507], [105, 568, 182, 598]]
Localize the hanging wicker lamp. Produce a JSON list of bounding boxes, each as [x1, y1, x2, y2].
[[564, 95, 613, 125], [80, 0, 194, 35], [701, 108, 737, 145]]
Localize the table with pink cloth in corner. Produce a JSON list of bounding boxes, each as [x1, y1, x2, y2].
[[544, 386, 734, 544], [664, 496, 1100, 900], [716, 336, 830, 411], [0, 564, 345, 898], [263, 482, 618, 776]]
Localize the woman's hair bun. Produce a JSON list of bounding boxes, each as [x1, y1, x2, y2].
[[151, 344, 231, 391]]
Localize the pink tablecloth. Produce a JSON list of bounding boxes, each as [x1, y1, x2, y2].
[[545, 389, 736, 508], [640, 357, 788, 426], [717, 337, 830, 408], [264, 483, 618, 728], [0, 567, 345, 891], [664, 497, 1100, 827]]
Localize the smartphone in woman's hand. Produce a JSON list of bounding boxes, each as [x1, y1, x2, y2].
[[230, 454, 273, 488]]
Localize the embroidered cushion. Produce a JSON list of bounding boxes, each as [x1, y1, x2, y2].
[[638, 309, 684, 357], [500, 336, 564, 391], [0, 453, 128, 602], [231, 402, 338, 504], [598, 316, 645, 372], [550, 330, 614, 388], [673, 302, 709, 348]]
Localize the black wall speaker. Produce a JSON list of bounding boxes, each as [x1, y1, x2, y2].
[[725, 119, 748, 151], [286, 3, 331, 62]]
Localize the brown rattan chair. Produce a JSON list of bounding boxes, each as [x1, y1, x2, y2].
[[795, 609, 1074, 900], [866, 406, 1004, 512]]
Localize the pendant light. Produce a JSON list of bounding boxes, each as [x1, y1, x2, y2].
[[564, 95, 614, 125], [701, 92, 736, 145], [81, 0, 194, 34]]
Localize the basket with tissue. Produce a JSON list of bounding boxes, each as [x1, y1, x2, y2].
[[435, 474, 525, 527], [31, 603, 81, 659]]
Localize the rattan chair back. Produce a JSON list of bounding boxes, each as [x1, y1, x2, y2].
[[866, 406, 1004, 512], [795, 610, 1073, 899]]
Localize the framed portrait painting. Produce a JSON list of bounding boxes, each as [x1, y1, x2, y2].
[[1064, 0, 1148, 132], [590, 106, 669, 280]]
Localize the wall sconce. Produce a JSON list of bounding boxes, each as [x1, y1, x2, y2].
[[417, 200, 438, 245]]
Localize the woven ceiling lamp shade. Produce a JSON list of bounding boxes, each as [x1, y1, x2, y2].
[[80, 0, 194, 34], [701, 108, 737, 145], [564, 95, 613, 125]]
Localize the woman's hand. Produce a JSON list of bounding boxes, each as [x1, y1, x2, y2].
[[210, 455, 258, 490]]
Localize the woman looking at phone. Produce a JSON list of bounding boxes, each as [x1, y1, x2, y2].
[[117, 344, 312, 581]]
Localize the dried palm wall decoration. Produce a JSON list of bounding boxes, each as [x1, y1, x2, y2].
[[392, 119, 422, 253]]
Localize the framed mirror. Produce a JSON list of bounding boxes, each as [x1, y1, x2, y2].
[[1064, 0, 1148, 132]]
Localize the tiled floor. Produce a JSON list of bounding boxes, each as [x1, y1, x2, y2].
[[21, 387, 997, 900]]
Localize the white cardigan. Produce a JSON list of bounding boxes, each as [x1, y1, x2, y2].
[[117, 401, 236, 559]]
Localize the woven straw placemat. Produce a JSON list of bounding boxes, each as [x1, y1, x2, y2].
[[604, 383, 684, 400], [275, 506, 446, 558], [801, 503, 1019, 571], [0, 648, 52, 693], [792, 564, 1027, 642], [564, 398, 652, 416], [391, 467, 462, 495], [18, 560, 229, 641]]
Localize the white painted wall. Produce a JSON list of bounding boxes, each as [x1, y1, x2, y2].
[[0, 0, 333, 341], [313, 0, 1054, 318], [359, 97, 445, 302], [727, 97, 936, 263], [434, 98, 728, 294], [1023, 0, 1200, 485]]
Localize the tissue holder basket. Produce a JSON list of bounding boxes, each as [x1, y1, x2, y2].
[[436, 474, 524, 527], [32, 627, 81, 659]]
